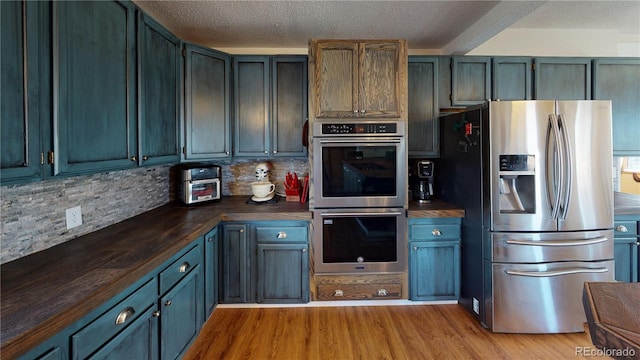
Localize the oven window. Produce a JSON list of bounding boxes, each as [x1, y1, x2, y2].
[[322, 216, 397, 263], [191, 182, 216, 201], [321, 145, 397, 197]]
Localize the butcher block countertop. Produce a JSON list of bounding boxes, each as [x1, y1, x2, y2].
[[0, 196, 462, 358]]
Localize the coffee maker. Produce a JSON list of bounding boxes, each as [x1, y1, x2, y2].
[[414, 160, 434, 203]]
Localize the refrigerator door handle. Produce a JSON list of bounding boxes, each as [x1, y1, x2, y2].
[[506, 267, 609, 277], [557, 114, 572, 220], [547, 114, 563, 220], [506, 236, 608, 247]]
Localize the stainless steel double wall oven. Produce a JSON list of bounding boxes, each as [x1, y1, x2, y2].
[[312, 121, 407, 273]]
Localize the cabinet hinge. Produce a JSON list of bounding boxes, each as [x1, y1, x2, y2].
[[532, 63, 536, 71], [40, 152, 45, 165], [182, 146, 187, 155], [182, 48, 186, 57], [47, 151, 54, 165]]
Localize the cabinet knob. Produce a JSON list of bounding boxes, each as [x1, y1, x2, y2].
[[377, 289, 388, 296], [142, 155, 149, 161], [277, 231, 287, 239], [130, 156, 137, 162], [115, 307, 135, 325], [264, 150, 268, 154], [432, 229, 442, 236], [239, 229, 244, 233], [413, 246, 418, 251], [152, 311, 160, 317], [302, 248, 307, 253], [178, 262, 190, 273], [616, 225, 629, 233], [225, 151, 230, 155], [165, 300, 172, 306], [334, 289, 344, 297], [353, 110, 358, 113], [273, 150, 278, 154], [207, 236, 213, 242], [360, 109, 366, 113], [636, 242, 640, 246]]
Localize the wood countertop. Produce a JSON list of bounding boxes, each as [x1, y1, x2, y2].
[[0, 195, 462, 358]]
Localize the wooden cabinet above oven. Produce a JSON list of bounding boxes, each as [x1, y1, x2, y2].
[[309, 39, 408, 121]]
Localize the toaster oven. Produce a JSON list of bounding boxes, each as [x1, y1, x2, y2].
[[178, 164, 221, 204]]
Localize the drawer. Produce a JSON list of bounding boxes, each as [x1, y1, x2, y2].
[[614, 220, 638, 237], [159, 244, 202, 295], [410, 223, 460, 241], [316, 283, 402, 301], [71, 278, 157, 359], [255, 225, 307, 243]]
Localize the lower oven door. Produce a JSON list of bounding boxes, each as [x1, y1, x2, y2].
[[488, 260, 614, 333], [313, 208, 406, 273]]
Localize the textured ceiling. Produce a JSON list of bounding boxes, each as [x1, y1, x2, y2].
[[133, 0, 640, 54]]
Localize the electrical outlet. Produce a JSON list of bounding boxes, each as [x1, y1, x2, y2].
[[473, 297, 480, 314], [66, 206, 82, 230]]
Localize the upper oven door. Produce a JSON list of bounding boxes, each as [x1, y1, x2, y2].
[[313, 136, 406, 208]]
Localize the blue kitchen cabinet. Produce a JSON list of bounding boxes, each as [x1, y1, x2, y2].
[[592, 58, 640, 156], [204, 227, 219, 317], [408, 56, 440, 157], [613, 217, 639, 283], [450, 56, 491, 106], [16, 330, 68, 360], [53, 0, 138, 176], [533, 57, 591, 100], [137, 12, 181, 166], [256, 223, 309, 303], [233, 56, 308, 158], [408, 217, 461, 300], [1, 1, 51, 185], [222, 223, 253, 303], [491, 57, 533, 100], [184, 44, 231, 160]]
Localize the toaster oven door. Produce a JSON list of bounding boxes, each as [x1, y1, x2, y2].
[[183, 179, 220, 204]]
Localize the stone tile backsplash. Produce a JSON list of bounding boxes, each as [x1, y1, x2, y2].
[[1, 158, 308, 264]]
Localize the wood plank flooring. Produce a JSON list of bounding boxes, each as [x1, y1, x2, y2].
[[184, 304, 612, 360]]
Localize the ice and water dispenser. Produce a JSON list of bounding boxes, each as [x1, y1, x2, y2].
[[498, 155, 535, 213]]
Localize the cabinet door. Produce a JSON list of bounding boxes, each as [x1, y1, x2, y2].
[[360, 41, 404, 118], [408, 56, 439, 157], [409, 240, 461, 300], [137, 13, 180, 166], [614, 239, 638, 283], [451, 56, 491, 106], [534, 57, 591, 100], [160, 264, 203, 360], [257, 243, 309, 303], [204, 227, 219, 316], [222, 224, 252, 303], [311, 40, 359, 118], [1, 1, 49, 185], [492, 57, 532, 101], [184, 44, 231, 160], [54, 1, 137, 175], [90, 306, 158, 360], [271, 56, 308, 157], [593, 58, 640, 156], [234, 56, 270, 157]]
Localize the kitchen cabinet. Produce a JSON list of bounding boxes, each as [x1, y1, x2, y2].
[[407, 56, 440, 157], [221, 221, 310, 304], [533, 57, 591, 100], [204, 227, 219, 317], [408, 218, 461, 300], [309, 39, 407, 120], [592, 58, 640, 156], [53, 0, 138, 176], [233, 56, 308, 158], [256, 224, 309, 303], [1, 0, 51, 185], [184, 44, 231, 160], [137, 13, 181, 166], [450, 56, 491, 106], [613, 217, 639, 283], [17, 331, 68, 360], [491, 57, 532, 100]]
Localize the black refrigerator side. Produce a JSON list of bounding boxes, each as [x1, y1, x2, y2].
[[435, 104, 490, 326]]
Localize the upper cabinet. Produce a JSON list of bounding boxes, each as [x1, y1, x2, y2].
[[137, 13, 181, 166], [407, 56, 439, 157], [309, 39, 407, 120], [593, 58, 640, 156], [533, 57, 592, 100], [1, 1, 50, 185], [53, 1, 138, 176], [491, 57, 532, 101], [450, 56, 491, 106], [183, 44, 231, 160]]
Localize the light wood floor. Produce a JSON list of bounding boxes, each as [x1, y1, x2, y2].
[[184, 304, 610, 360]]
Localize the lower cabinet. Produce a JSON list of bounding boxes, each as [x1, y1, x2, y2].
[[408, 217, 461, 300], [204, 227, 219, 317], [222, 221, 309, 304], [614, 217, 639, 283]]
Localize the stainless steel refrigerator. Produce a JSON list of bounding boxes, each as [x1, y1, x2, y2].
[[436, 100, 614, 334]]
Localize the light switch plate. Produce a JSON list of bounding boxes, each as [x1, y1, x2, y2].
[[66, 206, 82, 230]]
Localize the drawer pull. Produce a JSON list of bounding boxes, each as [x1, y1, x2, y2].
[[334, 289, 344, 297], [115, 307, 135, 325], [616, 225, 629, 233], [377, 289, 388, 296], [432, 229, 442, 236], [178, 262, 190, 273], [277, 231, 287, 239]]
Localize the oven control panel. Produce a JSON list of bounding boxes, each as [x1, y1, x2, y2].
[[321, 123, 398, 135]]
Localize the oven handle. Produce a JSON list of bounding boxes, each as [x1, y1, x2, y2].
[[318, 138, 403, 144], [320, 211, 404, 217]]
